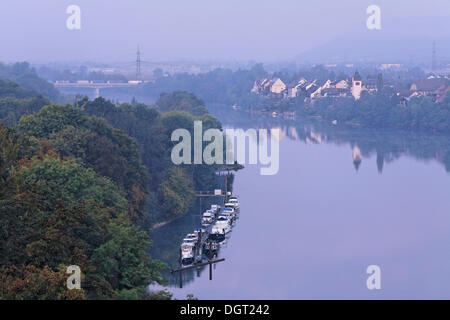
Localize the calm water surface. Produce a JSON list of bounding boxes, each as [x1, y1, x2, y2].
[[151, 112, 450, 299]]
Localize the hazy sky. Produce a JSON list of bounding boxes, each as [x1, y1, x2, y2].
[[0, 0, 449, 63]]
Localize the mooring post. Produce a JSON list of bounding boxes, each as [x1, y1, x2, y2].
[[209, 242, 213, 260], [209, 242, 213, 280], [209, 262, 212, 281], [179, 248, 183, 288]]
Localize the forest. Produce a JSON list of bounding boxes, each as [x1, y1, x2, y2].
[[0, 63, 222, 299]]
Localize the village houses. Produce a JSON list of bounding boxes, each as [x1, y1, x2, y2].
[[251, 71, 449, 105]]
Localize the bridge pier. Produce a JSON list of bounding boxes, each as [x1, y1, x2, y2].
[[94, 88, 100, 99]]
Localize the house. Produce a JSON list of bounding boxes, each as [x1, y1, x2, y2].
[[392, 86, 412, 106], [302, 79, 315, 93], [304, 80, 318, 98], [251, 78, 271, 94], [307, 79, 352, 99], [334, 80, 349, 89], [271, 78, 287, 94], [308, 80, 331, 99], [434, 85, 450, 103], [410, 78, 448, 96], [322, 87, 349, 98], [364, 78, 378, 93], [287, 78, 307, 98]]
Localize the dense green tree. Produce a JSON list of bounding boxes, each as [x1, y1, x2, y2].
[[17, 104, 149, 220], [83, 95, 223, 224], [156, 91, 209, 116], [0, 265, 87, 300], [92, 215, 167, 295], [0, 147, 165, 299], [157, 167, 195, 221]]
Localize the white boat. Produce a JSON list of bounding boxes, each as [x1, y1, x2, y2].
[[181, 243, 195, 265], [209, 216, 231, 242], [202, 215, 213, 225], [182, 237, 196, 246], [227, 197, 240, 210], [186, 233, 198, 242], [202, 222, 211, 229], [202, 212, 214, 223], [194, 228, 206, 240], [221, 208, 235, 221]]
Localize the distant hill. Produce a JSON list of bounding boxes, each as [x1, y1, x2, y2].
[[0, 79, 38, 99], [0, 62, 60, 100], [295, 16, 450, 65], [0, 72, 52, 127]]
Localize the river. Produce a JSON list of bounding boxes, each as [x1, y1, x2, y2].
[[150, 108, 450, 299]]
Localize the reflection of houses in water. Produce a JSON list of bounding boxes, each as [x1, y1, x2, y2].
[[310, 131, 323, 144], [287, 127, 299, 140], [220, 112, 450, 175], [306, 130, 323, 144], [269, 126, 295, 141], [271, 127, 285, 141], [352, 145, 362, 171], [304, 128, 324, 145], [267, 126, 309, 143], [271, 125, 326, 144]]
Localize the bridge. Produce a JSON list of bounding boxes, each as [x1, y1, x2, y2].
[[53, 81, 143, 98]]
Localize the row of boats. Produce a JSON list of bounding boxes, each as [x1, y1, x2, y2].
[[180, 195, 240, 266]]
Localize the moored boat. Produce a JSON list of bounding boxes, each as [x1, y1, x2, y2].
[[181, 243, 195, 265]]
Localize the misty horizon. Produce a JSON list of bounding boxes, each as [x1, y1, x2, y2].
[[0, 0, 449, 64]]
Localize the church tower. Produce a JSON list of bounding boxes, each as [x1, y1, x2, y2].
[[352, 71, 363, 100]]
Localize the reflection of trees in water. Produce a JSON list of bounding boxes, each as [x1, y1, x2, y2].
[[210, 106, 450, 174], [294, 123, 450, 174], [150, 175, 228, 288]]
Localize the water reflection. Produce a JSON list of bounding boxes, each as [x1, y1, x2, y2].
[[151, 107, 450, 299], [211, 106, 450, 175], [150, 174, 238, 288]]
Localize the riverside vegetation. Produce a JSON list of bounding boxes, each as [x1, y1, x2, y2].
[[0, 63, 222, 299]]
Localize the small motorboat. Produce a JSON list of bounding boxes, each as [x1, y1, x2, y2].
[[227, 196, 240, 211], [202, 211, 214, 223], [209, 217, 231, 242], [186, 233, 198, 243], [181, 243, 195, 266], [221, 208, 235, 221]]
